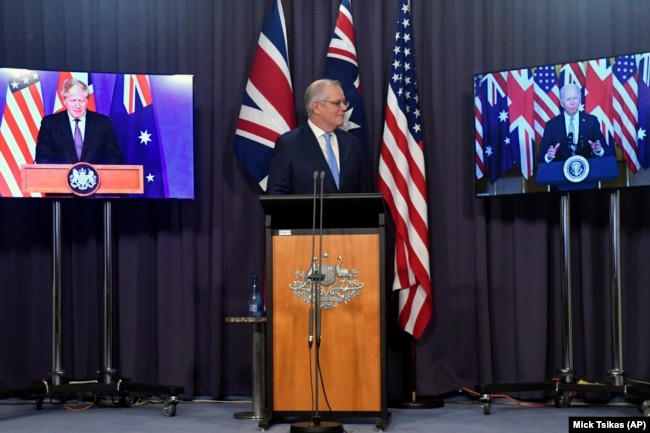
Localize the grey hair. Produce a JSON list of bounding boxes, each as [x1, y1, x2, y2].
[[304, 79, 342, 115], [61, 78, 89, 99]]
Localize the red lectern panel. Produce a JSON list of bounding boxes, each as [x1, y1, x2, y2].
[[21, 164, 144, 195]]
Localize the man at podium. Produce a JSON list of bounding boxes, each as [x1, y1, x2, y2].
[[34, 78, 125, 165], [266, 79, 370, 195], [537, 83, 608, 164]]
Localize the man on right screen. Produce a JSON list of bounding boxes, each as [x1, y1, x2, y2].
[[538, 83, 608, 164]]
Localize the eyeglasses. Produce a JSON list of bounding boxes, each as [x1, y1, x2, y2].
[[322, 99, 349, 108]]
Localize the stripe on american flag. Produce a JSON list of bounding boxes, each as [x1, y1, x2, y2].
[[378, 0, 431, 340], [533, 65, 560, 143], [612, 54, 641, 173], [474, 75, 484, 179]]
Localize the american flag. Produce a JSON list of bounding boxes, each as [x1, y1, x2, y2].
[[585, 58, 614, 148], [637, 54, 650, 169], [109, 74, 165, 197], [377, 0, 431, 340], [0, 69, 44, 197], [323, 0, 368, 161], [507, 69, 535, 179], [234, 0, 295, 192], [474, 75, 484, 179], [533, 65, 560, 143], [612, 54, 641, 173]]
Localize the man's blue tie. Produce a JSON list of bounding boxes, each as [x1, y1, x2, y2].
[[74, 118, 83, 160], [324, 133, 339, 189]]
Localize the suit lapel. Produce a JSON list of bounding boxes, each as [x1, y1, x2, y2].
[[57, 112, 78, 159]]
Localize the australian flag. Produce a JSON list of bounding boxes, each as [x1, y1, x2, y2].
[[323, 0, 368, 161], [109, 74, 165, 197], [637, 54, 650, 169], [481, 72, 514, 184]]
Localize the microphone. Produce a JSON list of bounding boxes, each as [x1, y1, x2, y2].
[[307, 170, 318, 348], [316, 171, 325, 347], [567, 132, 576, 155]]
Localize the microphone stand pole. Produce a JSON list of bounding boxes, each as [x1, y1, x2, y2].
[[291, 171, 343, 433]]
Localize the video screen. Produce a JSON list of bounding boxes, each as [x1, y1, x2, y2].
[[0, 68, 194, 198], [474, 51, 650, 197]]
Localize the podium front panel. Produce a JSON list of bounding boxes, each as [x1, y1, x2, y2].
[[270, 232, 381, 412]]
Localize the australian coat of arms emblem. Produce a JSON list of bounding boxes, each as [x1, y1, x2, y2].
[[289, 253, 364, 310]]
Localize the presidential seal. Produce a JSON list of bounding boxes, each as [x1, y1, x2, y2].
[[67, 162, 100, 196], [563, 155, 590, 183]]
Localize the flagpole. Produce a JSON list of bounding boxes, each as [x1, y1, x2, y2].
[[379, 0, 444, 411], [389, 336, 444, 409]]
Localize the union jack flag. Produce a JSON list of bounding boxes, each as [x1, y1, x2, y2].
[[533, 65, 560, 143], [377, 0, 431, 340], [559, 62, 586, 107], [323, 0, 368, 162], [559, 61, 586, 88], [612, 54, 640, 172], [0, 69, 44, 197], [234, 0, 295, 192], [585, 58, 614, 148], [507, 68, 535, 179]]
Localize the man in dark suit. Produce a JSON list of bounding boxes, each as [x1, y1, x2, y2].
[[266, 79, 370, 195], [537, 83, 607, 164], [35, 78, 125, 165]]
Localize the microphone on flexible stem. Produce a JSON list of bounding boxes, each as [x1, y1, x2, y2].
[[307, 170, 318, 349], [316, 171, 325, 347]]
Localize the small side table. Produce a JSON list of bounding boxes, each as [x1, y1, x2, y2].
[[225, 316, 266, 420]]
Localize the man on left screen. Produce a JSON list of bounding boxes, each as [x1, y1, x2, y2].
[[34, 78, 125, 165]]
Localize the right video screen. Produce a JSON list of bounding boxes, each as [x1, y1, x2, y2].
[[474, 51, 650, 197]]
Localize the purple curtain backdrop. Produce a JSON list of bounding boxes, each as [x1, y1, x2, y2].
[[0, 0, 650, 401]]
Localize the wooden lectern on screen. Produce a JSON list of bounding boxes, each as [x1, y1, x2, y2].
[[259, 193, 390, 430], [21, 164, 144, 195]]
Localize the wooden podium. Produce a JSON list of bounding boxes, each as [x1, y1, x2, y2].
[[259, 193, 390, 429], [21, 163, 144, 195]]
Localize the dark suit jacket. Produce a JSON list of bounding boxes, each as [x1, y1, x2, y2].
[[537, 111, 609, 163], [266, 123, 371, 194], [34, 111, 125, 164]]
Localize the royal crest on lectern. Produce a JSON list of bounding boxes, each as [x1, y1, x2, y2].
[[67, 162, 100, 196], [289, 253, 364, 310]]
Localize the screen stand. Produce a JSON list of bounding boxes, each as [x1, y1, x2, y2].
[[474, 191, 650, 414], [51, 201, 65, 386], [608, 190, 624, 386], [0, 200, 184, 417]]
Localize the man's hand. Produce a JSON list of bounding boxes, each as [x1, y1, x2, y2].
[[588, 139, 602, 154], [546, 142, 560, 160]]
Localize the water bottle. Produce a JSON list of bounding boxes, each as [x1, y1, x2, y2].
[[248, 275, 263, 318]]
